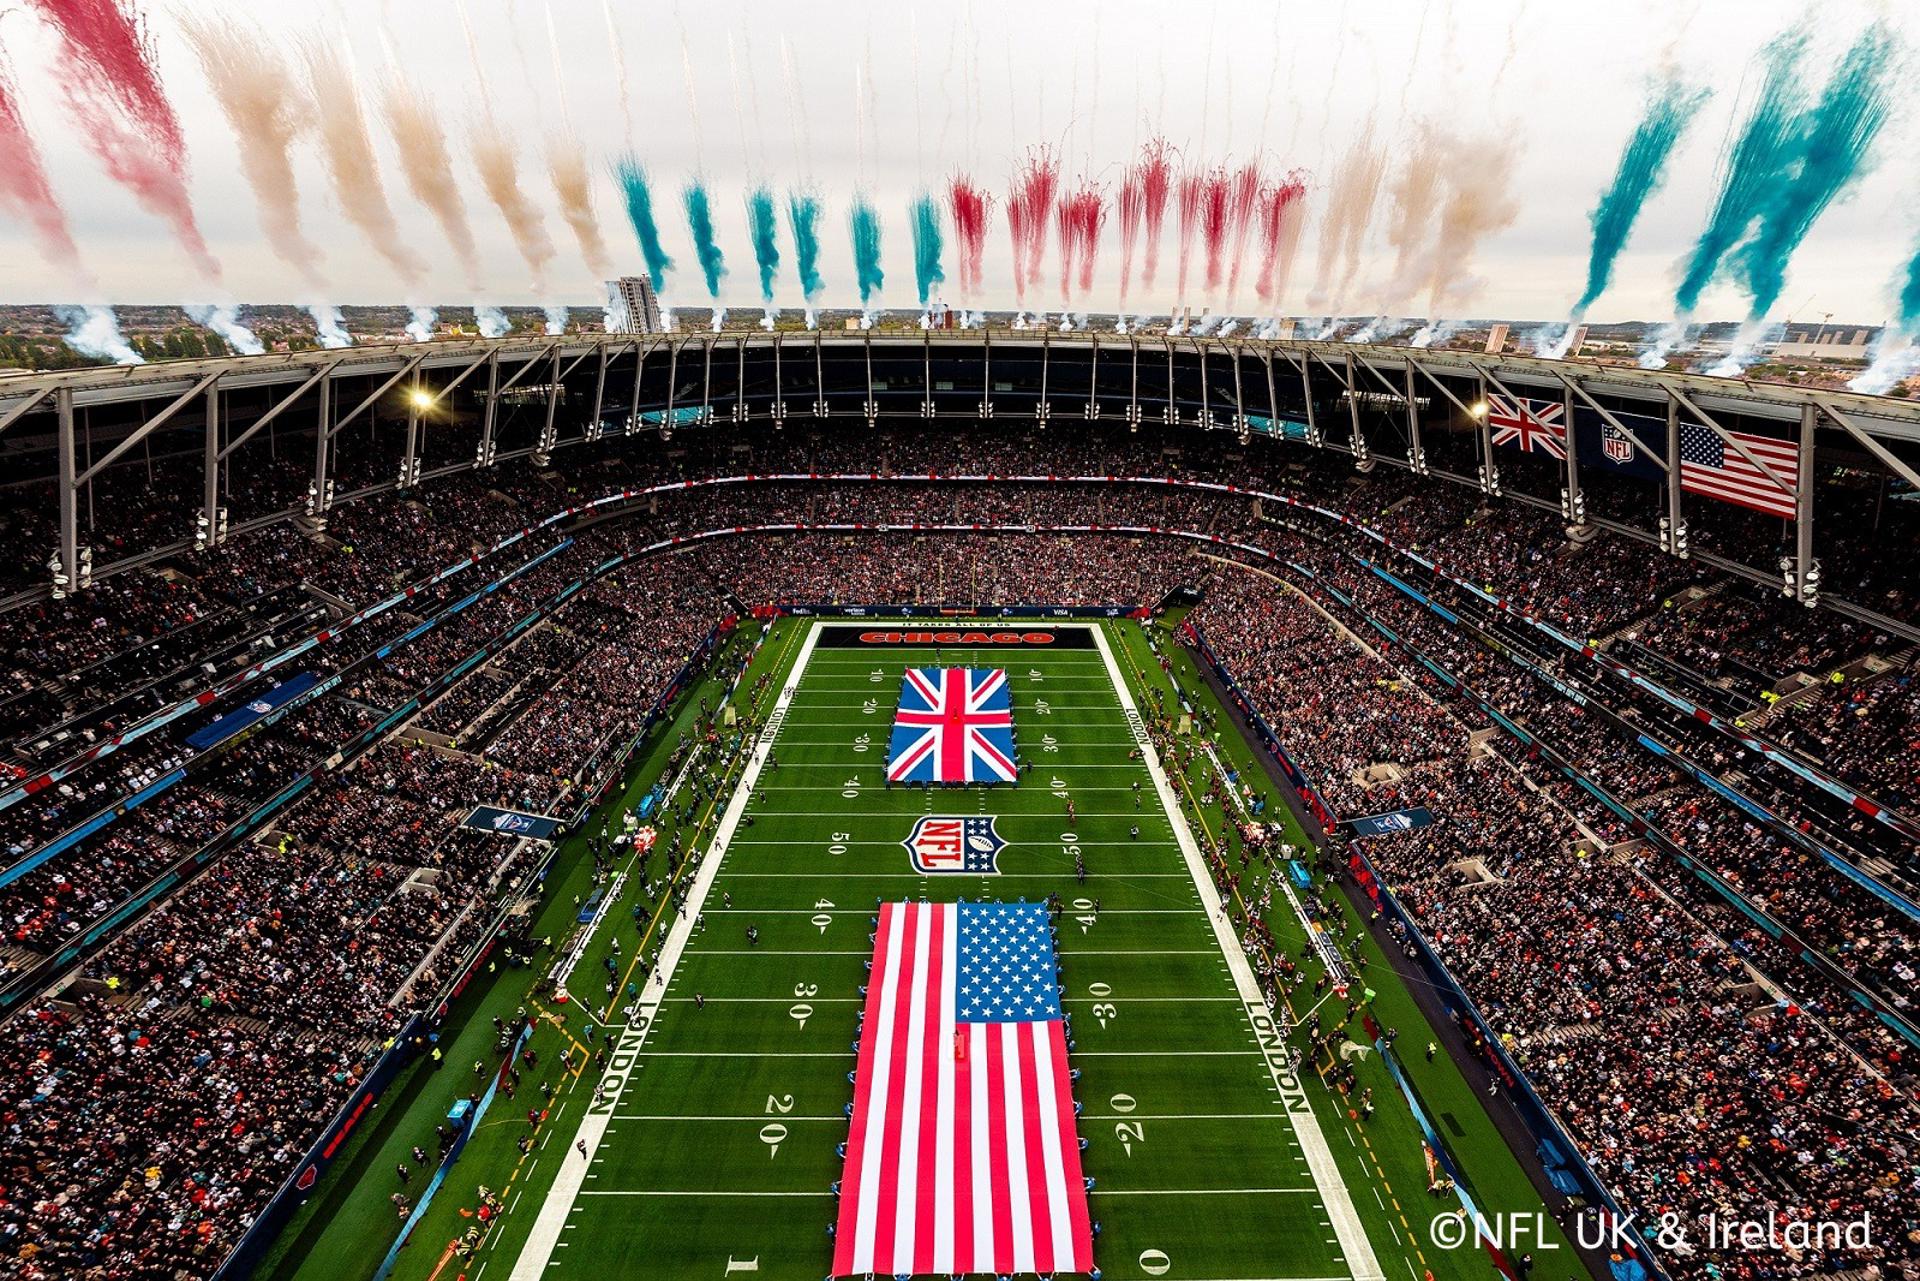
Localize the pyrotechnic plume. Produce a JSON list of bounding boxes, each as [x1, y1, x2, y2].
[[1053, 184, 1106, 302], [1222, 160, 1264, 302], [475, 304, 510, 338], [1174, 166, 1205, 306], [1730, 23, 1895, 326], [544, 305, 568, 335], [1851, 238, 1920, 393], [1116, 169, 1145, 307], [1254, 172, 1310, 308], [1308, 121, 1388, 311], [1137, 137, 1174, 290], [1420, 136, 1521, 318], [377, 68, 481, 287], [28, 0, 217, 279], [1383, 126, 1446, 310], [1199, 167, 1231, 296], [683, 180, 726, 299], [748, 185, 781, 304], [910, 193, 945, 308], [601, 0, 633, 140], [183, 303, 263, 355], [787, 190, 825, 303], [475, 134, 557, 291], [946, 176, 992, 301], [1005, 147, 1060, 300], [614, 157, 673, 292], [178, 14, 320, 284], [301, 40, 424, 287], [850, 196, 884, 306], [548, 139, 612, 278], [307, 304, 352, 348], [406, 306, 436, 343], [0, 50, 83, 273], [1570, 76, 1710, 321], [55, 304, 140, 364]]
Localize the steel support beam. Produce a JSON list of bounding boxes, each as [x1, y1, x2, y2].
[[1555, 371, 1669, 473], [1819, 396, 1920, 492], [311, 373, 333, 510], [0, 387, 52, 439], [479, 349, 500, 464], [56, 388, 78, 594], [328, 356, 424, 443], [217, 361, 338, 463], [202, 379, 221, 540], [1405, 359, 1425, 471], [1794, 403, 1816, 602], [1563, 378, 1583, 525], [73, 370, 221, 487], [1665, 393, 1685, 553]]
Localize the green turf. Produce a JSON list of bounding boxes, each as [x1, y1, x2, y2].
[[279, 614, 1578, 1281]]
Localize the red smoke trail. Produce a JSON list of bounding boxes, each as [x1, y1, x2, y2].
[[1174, 166, 1205, 307], [1116, 171, 1145, 306], [1138, 137, 1173, 290], [29, 0, 216, 279], [1255, 171, 1310, 306], [0, 56, 82, 272], [1200, 167, 1231, 295], [1055, 185, 1106, 302], [947, 175, 993, 301], [1005, 146, 1060, 302], [1223, 159, 1264, 301]]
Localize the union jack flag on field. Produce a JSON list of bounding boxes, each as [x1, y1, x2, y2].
[[885, 667, 1019, 784], [832, 900, 1093, 1276], [1487, 394, 1567, 458]]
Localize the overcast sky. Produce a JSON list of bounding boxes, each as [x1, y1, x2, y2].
[[0, 0, 1915, 325]]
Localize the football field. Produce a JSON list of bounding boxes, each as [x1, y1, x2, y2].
[[509, 619, 1384, 1281]]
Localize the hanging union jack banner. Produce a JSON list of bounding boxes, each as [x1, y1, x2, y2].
[[832, 900, 1093, 1276], [885, 667, 1019, 784], [1487, 394, 1567, 457]]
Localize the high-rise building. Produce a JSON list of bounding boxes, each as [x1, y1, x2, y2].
[[604, 276, 663, 333]]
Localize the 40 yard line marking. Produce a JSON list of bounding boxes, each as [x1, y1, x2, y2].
[[507, 620, 822, 1281]]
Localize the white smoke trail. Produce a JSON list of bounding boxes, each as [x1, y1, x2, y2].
[[601, 0, 633, 143], [1114, 315, 1129, 334], [762, 307, 778, 331], [55, 305, 142, 364], [1639, 317, 1688, 368], [1703, 319, 1776, 378], [1531, 321, 1577, 359], [406, 306, 437, 343], [475, 304, 510, 338], [1218, 318, 1239, 337], [308, 304, 352, 348], [1851, 330, 1920, 395], [544, 305, 569, 335], [712, 307, 727, 332], [184, 303, 265, 355], [603, 303, 620, 332], [1410, 318, 1461, 348]]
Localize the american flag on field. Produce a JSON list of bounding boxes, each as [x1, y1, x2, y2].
[[832, 901, 1093, 1277], [1486, 394, 1567, 457], [1679, 423, 1799, 519], [885, 667, 1019, 784]]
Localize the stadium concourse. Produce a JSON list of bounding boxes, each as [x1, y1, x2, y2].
[[0, 419, 1913, 1281]]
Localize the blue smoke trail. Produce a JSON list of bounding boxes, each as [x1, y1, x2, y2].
[[788, 192, 825, 303], [1732, 23, 1896, 321], [614, 155, 673, 291], [910, 192, 945, 308], [1574, 77, 1710, 316], [683, 180, 727, 299], [747, 185, 781, 304], [850, 196, 884, 306], [1672, 31, 1809, 316]]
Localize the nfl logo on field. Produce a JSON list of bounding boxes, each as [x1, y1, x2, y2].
[[903, 815, 1004, 874]]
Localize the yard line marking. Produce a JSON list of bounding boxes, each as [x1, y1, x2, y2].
[[508, 620, 822, 1281], [1091, 622, 1383, 1281]]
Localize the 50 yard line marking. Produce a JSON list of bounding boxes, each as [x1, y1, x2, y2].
[[508, 620, 822, 1281]]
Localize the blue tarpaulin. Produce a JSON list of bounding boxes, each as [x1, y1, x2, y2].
[[186, 673, 321, 751]]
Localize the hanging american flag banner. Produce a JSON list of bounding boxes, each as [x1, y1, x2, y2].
[[885, 667, 1020, 784], [1678, 423, 1800, 519], [1486, 394, 1567, 457], [832, 901, 1093, 1277]]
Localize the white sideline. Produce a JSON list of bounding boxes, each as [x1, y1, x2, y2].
[[507, 621, 823, 1280], [1089, 623, 1385, 1281]]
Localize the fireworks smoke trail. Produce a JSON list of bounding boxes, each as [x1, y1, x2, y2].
[[308, 304, 351, 348], [788, 190, 825, 304], [1174, 166, 1205, 307], [1852, 236, 1920, 393], [474, 304, 510, 338], [377, 65, 482, 287], [0, 50, 83, 273], [459, 0, 554, 290], [601, 0, 632, 142], [683, 180, 727, 299], [946, 176, 992, 301], [55, 304, 140, 364], [29, 0, 217, 279], [1732, 23, 1894, 324], [1223, 160, 1264, 303], [302, 40, 424, 287], [614, 157, 673, 292], [1571, 76, 1710, 319], [184, 303, 264, 355], [1117, 168, 1145, 308], [1308, 120, 1387, 310], [850, 196, 885, 307], [1056, 184, 1107, 301], [178, 14, 320, 284], [405, 306, 436, 343], [1004, 146, 1060, 302], [545, 5, 612, 278], [1383, 125, 1446, 310], [748, 184, 781, 304], [1137, 137, 1174, 290], [911, 192, 946, 308], [780, 36, 814, 175], [1200, 167, 1232, 295], [1254, 171, 1310, 307], [1421, 135, 1520, 317]]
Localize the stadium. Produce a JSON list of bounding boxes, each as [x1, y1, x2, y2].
[[5, 3, 1920, 1281]]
